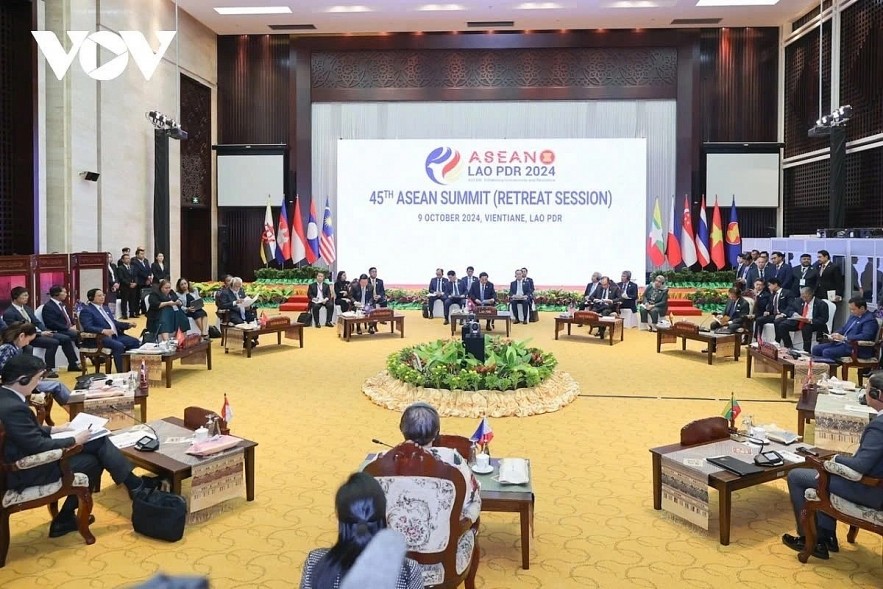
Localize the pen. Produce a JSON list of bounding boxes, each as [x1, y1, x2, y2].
[[88, 424, 93, 431]]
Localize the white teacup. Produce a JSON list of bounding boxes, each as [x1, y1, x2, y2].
[[476, 453, 490, 470], [194, 426, 209, 442]]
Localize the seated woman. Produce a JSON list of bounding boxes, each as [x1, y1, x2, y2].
[[299, 472, 422, 589], [334, 271, 353, 313], [175, 278, 208, 335], [0, 322, 71, 404], [146, 280, 190, 342]]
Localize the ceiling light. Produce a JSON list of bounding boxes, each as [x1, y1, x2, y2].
[[695, 0, 779, 6], [326, 5, 372, 12], [417, 3, 466, 10], [214, 6, 293, 15], [515, 2, 563, 8]]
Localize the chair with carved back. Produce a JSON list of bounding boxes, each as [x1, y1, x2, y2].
[[680, 416, 730, 447], [75, 316, 113, 375], [838, 320, 883, 386], [183, 406, 229, 435], [0, 421, 95, 567], [798, 455, 883, 564], [364, 443, 479, 589], [435, 434, 474, 463]]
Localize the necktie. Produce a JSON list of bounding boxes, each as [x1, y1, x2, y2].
[[819, 264, 826, 276], [798, 301, 809, 327], [453, 283, 458, 296], [98, 306, 117, 335], [361, 289, 366, 305], [843, 318, 855, 335], [773, 292, 779, 313], [481, 285, 485, 301], [60, 301, 71, 327], [801, 267, 808, 277], [603, 288, 608, 300]]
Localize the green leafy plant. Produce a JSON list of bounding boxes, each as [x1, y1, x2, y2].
[[253, 266, 328, 282]]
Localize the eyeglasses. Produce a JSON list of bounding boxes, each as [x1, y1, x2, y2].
[[869, 388, 881, 401]]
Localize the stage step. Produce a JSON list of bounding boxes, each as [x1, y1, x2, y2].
[[667, 298, 703, 316], [279, 295, 309, 313]]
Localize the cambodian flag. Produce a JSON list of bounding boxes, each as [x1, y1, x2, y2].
[[470, 417, 494, 445]]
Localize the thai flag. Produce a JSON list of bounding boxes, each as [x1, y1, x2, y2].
[[221, 394, 233, 423], [470, 417, 494, 445]]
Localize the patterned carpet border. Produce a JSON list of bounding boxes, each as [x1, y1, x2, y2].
[[362, 370, 580, 417]]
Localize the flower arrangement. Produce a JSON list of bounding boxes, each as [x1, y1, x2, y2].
[[387, 337, 557, 391], [254, 266, 328, 282]]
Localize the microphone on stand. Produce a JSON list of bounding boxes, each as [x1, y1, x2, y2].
[[371, 438, 393, 448], [109, 405, 160, 452]]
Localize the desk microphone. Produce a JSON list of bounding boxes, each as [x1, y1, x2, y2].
[[371, 438, 393, 448], [110, 405, 160, 452]]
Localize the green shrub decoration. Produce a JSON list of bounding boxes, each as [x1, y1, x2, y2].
[[387, 337, 557, 391]]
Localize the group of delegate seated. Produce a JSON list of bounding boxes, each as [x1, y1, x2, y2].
[[422, 266, 537, 328]]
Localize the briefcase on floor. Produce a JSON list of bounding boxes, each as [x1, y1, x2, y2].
[[132, 487, 186, 542], [422, 302, 430, 318]]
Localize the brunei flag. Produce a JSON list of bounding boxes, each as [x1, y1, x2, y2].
[[259, 197, 277, 265]]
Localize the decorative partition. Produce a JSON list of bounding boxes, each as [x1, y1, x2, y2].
[[0, 256, 33, 313], [0, 253, 108, 317], [71, 252, 110, 309], [33, 254, 70, 309]]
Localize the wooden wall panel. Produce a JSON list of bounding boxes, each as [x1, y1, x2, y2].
[[784, 21, 831, 159], [840, 0, 883, 142]]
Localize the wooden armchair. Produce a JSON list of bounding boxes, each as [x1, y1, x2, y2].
[[798, 455, 883, 563], [680, 416, 730, 447], [0, 422, 95, 567], [365, 443, 479, 589], [75, 317, 113, 375], [838, 321, 883, 386], [183, 406, 230, 435]]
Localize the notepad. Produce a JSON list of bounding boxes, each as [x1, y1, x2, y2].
[[50, 412, 111, 442]]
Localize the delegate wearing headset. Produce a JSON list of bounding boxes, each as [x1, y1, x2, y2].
[[0, 354, 146, 539]]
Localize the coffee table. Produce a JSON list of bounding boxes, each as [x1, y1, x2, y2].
[[554, 315, 624, 345], [119, 417, 257, 499], [655, 325, 741, 365], [746, 346, 838, 398], [124, 339, 212, 388], [449, 311, 512, 337], [224, 323, 304, 357], [337, 313, 405, 341]]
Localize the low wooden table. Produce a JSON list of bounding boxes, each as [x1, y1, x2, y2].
[[337, 313, 405, 341], [119, 417, 257, 499], [224, 323, 304, 357], [655, 325, 741, 365], [66, 389, 149, 423], [554, 315, 624, 345], [746, 346, 838, 399], [124, 340, 212, 388], [796, 387, 818, 437], [449, 311, 512, 337]]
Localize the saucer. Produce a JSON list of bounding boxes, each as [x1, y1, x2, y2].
[[471, 464, 494, 474]]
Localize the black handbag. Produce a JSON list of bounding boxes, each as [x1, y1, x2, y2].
[[422, 302, 430, 319], [296, 312, 312, 326], [132, 487, 187, 541]]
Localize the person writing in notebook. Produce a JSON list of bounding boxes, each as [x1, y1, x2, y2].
[[774, 287, 829, 353]]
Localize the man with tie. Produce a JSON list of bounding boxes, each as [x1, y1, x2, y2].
[[132, 248, 153, 315], [443, 270, 465, 326], [40, 285, 82, 371], [106, 253, 120, 316], [615, 271, 639, 313], [753, 277, 793, 341], [746, 253, 774, 286], [770, 251, 794, 293], [775, 287, 830, 352], [591, 276, 621, 339], [459, 266, 478, 295], [792, 253, 819, 297], [427, 268, 448, 319], [580, 272, 602, 310], [709, 287, 750, 334], [810, 297, 879, 361], [307, 271, 335, 328], [78, 288, 139, 373], [368, 267, 387, 308], [735, 253, 753, 285], [350, 274, 375, 335], [521, 267, 537, 322], [116, 253, 137, 319], [468, 272, 497, 331], [508, 269, 533, 324], [749, 279, 771, 319], [815, 249, 845, 301], [2, 287, 62, 378]]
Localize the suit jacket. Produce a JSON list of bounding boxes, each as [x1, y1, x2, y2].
[[41, 299, 74, 332], [735, 263, 752, 282], [0, 386, 75, 491], [349, 284, 374, 307], [117, 263, 134, 284], [792, 264, 819, 295], [369, 278, 386, 300], [427, 277, 448, 295], [745, 265, 774, 286], [830, 412, 883, 509], [107, 264, 119, 288], [772, 263, 794, 292], [815, 262, 845, 299], [524, 277, 535, 292], [444, 280, 466, 298], [593, 284, 621, 304], [508, 279, 534, 299], [751, 291, 771, 316], [722, 297, 750, 322], [79, 303, 131, 335], [150, 262, 170, 281], [132, 258, 152, 285], [307, 282, 332, 301], [459, 276, 478, 294], [2, 305, 46, 331], [764, 289, 794, 316], [785, 298, 829, 328], [835, 311, 879, 343], [615, 281, 639, 311], [469, 281, 496, 304], [583, 281, 601, 300]]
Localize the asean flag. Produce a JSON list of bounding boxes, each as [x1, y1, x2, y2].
[[725, 196, 742, 267]]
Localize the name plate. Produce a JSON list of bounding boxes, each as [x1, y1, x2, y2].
[[573, 311, 599, 322], [475, 306, 498, 317], [265, 315, 291, 328], [368, 308, 394, 320], [672, 321, 699, 335], [759, 342, 779, 360]]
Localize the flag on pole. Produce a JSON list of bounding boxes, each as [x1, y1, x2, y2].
[[275, 197, 291, 264], [710, 196, 726, 269], [666, 195, 682, 267], [221, 393, 233, 423], [725, 196, 742, 268], [470, 417, 494, 445], [259, 197, 277, 265], [647, 197, 666, 267], [291, 195, 308, 265], [139, 360, 148, 389], [695, 195, 710, 268], [721, 392, 741, 422], [305, 199, 320, 264], [319, 197, 336, 264], [680, 196, 698, 267]]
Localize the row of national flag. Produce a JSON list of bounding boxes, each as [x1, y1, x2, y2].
[[647, 195, 742, 270], [260, 195, 336, 266]]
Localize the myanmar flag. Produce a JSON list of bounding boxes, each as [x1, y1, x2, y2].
[[722, 395, 741, 421], [647, 197, 665, 267]]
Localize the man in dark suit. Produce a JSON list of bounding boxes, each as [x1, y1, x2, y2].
[[443, 270, 466, 326], [749, 279, 771, 318], [427, 268, 448, 319], [468, 272, 496, 331], [616, 270, 639, 313], [521, 267, 537, 322], [815, 249, 845, 301], [216, 277, 256, 325], [350, 274, 375, 335], [783, 372, 883, 559], [580, 272, 602, 310], [116, 253, 136, 319], [132, 248, 153, 316], [775, 287, 830, 352], [106, 253, 120, 316], [591, 276, 621, 339], [508, 269, 533, 324], [368, 267, 387, 308], [770, 251, 794, 293], [459, 266, 478, 295], [0, 354, 145, 537], [745, 254, 774, 286], [78, 288, 139, 373], [810, 297, 879, 361], [792, 253, 819, 298], [41, 285, 82, 371], [307, 271, 335, 328], [735, 253, 753, 285], [3, 287, 62, 377], [753, 277, 793, 341]]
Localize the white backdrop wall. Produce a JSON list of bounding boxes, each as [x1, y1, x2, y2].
[[312, 100, 676, 285]]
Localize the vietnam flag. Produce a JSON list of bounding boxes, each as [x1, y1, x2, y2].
[[291, 195, 308, 265], [647, 197, 665, 267], [665, 194, 682, 267], [710, 196, 726, 269]]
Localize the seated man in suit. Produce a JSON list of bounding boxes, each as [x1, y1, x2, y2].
[[0, 354, 146, 538], [811, 297, 878, 361], [427, 268, 447, 319], [509, 269, 533, 324], [41, 285, 83, 372], [782, 372, 883, 559], [3, 287, 63, 377], [591, 276, 621, 339], [216, 277, 256, 325], [78, 288, 139, 373], [580, 272, 602, 310], [350, 274, 376, 335], [702, 287, 750, 353], [754, 277, 793, 341], [616, 271, 638, 314], [749, 279, 771, 318], [443, 270, 465, 326], [775, 286, 830, 353], [469, 272, 497, 331], [368, 267, 387, 308], [307, 271, 335, 328]]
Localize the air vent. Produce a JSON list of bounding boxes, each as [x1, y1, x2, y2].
[[670, 17, 722, 25], [268, 24, 317, 31], [467, 20, 515, 28]]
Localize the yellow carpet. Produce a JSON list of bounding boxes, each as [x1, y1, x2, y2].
[[1, 309, 881, 588]]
